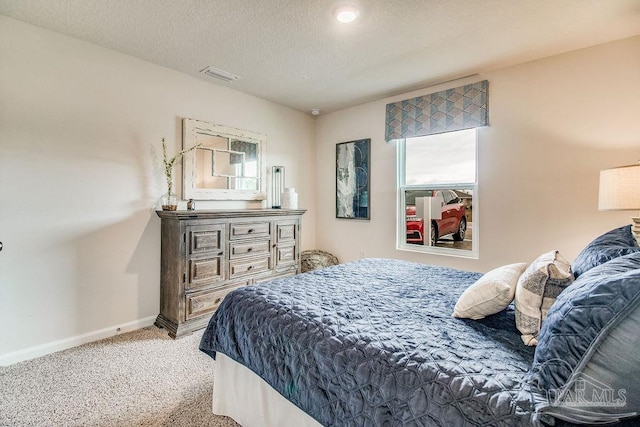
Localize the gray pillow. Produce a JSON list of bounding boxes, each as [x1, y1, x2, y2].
[[572, 225, 639, 278], [530, 252, 640, 424]]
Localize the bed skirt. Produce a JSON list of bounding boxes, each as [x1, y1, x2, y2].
[[213, 352, 322, 427]]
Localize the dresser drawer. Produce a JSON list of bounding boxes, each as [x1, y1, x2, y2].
[[229, 239, 271, 259], [275, 221, 297, 242], [188, 225, 224, 255], [185, 284, 243, 320], [230, 221, 270, 240], [187, 255, 225, 290], [274, 240, 298, 271], [276, 242, 297, 264], [229, 255, 271, 279], [267, 266, 297, 280]]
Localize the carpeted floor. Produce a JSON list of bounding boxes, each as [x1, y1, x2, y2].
[[0, 326, 240, 426]]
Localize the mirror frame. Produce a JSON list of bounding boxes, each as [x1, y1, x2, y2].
[[182, 118, 267, 201]]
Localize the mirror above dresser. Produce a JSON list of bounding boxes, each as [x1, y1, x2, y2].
[[182, 118, 267, 201]]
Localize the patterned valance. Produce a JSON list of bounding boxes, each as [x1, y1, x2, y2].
[[385, 80, 489, 142]]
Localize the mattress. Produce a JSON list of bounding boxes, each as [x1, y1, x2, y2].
[[213, 352, 321, 426]]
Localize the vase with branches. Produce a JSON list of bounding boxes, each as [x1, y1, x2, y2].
[[161, 137, 201, 211]]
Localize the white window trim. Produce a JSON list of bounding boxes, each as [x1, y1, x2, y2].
[[396, 134, 479, 259]]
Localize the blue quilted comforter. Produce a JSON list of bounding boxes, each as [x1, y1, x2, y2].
[[200, 258, 538, 426]]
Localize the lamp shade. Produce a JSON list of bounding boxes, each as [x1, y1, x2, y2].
[[598, 164, 640, 211]]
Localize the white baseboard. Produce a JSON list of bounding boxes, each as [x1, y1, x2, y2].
[[0, 315, 157, 366]]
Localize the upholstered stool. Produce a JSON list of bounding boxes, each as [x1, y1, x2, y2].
[[300, 250, 339, 272]]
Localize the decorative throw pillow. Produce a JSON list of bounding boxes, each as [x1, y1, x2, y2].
[[515, 251, 574, 346], [530, 252, 640, 425], [453, 263, 527, 320], [572, 225, 639, 278]]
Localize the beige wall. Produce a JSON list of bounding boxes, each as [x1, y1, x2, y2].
[[2, 15, 638, 363], [0, 16, 316, 361], [314, 35, 640, 272]]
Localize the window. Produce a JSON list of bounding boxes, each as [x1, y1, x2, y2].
[[397, 128, 478, 257]]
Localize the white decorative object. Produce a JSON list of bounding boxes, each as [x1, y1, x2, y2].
[[599, 163, 640, 245], [281, 188, 298, 209]]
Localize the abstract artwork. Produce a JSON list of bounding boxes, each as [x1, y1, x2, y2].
[[336, 139, 370, 219]]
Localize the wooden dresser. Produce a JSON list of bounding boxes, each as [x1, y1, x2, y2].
[[155, 209, 306, 338]]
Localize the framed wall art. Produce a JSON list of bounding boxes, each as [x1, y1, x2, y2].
[[336, 138, 370, 220]]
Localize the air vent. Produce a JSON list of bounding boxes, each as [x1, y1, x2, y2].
[[200, 66, 240, 82]]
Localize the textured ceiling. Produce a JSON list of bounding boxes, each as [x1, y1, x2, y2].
[[1, 0, 639, 115]]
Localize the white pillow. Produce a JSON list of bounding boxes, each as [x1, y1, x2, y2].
[[453, 263, 528, 320]]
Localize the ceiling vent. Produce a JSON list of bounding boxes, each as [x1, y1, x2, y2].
[[200, 66, 240, 83]]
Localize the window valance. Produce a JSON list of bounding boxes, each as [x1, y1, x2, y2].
[[385, 80, 489, 142]]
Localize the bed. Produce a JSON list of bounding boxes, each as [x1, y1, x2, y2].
[[200, 226, 640, 426]]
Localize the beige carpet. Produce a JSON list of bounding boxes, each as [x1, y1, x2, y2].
[[0, 326, 240, 426]]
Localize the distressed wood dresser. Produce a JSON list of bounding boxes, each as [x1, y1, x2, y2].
[[155, 209, 306, 338]]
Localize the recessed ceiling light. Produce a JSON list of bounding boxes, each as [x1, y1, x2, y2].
[[311, 109, 320, 116], [335, 6, 359, 23]]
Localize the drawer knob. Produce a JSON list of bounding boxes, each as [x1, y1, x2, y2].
[[247, 247, 253, 252], [248, 229, 254, 233], [247, 265, 253, 270]]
